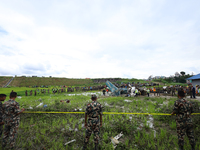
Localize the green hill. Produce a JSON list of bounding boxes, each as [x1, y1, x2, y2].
[[9, 77, 94, 87], [0, 76, 13, 87]]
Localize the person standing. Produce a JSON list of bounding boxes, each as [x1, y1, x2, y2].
[[171, 90, 195, 150], [192, 86, 196, 99], [0, 94, 7, 144], [102, 88, 106, 96], [153, 87, 156, 96], [157, 86, 160, 96], [82, 95, 102, 150], [2, 92, 25, 150], [25, 90, 27, 96], [34, 90, 37, 96], [189, 86, 193, 98], [172, 86, 175, 96], [30, 90, 32, 96], [147, 88, 150, 97]]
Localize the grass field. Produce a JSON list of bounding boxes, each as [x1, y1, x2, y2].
[[0, 88, 199, 150]]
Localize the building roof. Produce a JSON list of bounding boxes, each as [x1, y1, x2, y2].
[[186, 73, 200, 80]]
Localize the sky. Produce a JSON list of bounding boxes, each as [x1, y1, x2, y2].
[[0, 0, 199, 79]]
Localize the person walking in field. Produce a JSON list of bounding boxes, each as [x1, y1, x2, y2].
[[171, 90, 195, 150], [2, 92, 25, 150], [25, 90, 27, 96], [82, 94, 102, 150], [34, 90, 37, 96], [0, 94, 7, 143]]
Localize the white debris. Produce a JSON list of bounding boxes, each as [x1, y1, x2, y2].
[[64, 139, 76, 145], [110, 132, 123, 149], [113, 132, 123, 140], [17, 96, 22, 99], [36, 102, 43, 108], [61, 128, 65, 132], [74, 128, 78, 132], [29, 106, 33, 109], [111, 137, 119, 145], [124, 100, 132, 102]]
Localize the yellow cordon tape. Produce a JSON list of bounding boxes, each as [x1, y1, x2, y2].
[[23, 111, 200, 115]]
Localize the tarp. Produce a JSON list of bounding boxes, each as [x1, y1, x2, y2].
[[186, 73, 200, 80]]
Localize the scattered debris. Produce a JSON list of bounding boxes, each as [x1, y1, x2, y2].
[[124, 100, 132, 102], [17, 96, 22, 99], [36, 102, 43, 108], [29, 106, 33, 109], [74, 128, 78, 132], [111, 137, 119, 145], [64, 139, 76, 145], [110, 132, 123, 149]]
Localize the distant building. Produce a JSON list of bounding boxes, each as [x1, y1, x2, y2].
[[186, 73, 200, 87]]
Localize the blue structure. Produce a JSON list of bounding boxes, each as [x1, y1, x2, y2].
[[186, 73, 200, 87], [106, 81, 127, 96]]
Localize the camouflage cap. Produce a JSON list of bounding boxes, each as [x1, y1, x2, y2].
[[91, 94, 97, 99]]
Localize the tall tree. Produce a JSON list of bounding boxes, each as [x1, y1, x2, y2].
[[180, 71, 185, 76]]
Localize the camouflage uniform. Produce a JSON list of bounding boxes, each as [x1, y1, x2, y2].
[[2, 99, 22, 149], [84, 101, 102, 145], [173, 98, 195, 148]]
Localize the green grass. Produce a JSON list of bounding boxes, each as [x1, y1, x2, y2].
[[0, 87, 199, 149]]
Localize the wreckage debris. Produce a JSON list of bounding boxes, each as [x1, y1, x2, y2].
[[64, 139, 76, 145], [110, 132, 123, 149]]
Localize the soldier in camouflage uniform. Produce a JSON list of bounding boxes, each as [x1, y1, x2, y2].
[[2, 92, 25, 150], [0, 94, 7, 143], [171, 90, 195, 150], [156, 86, 160, 96], [82, 94, 102, 150]]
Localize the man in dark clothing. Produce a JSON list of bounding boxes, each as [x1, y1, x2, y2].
[[192, 86, 196, 99], [0, 94, 7, 143], [189, 86, 193, 98], [171, 90, 195, 150], [25, 90, 27, 96], [34, 90, 37, 96], [102, 88, 106, 96], [30, 90, 32, 96], [82, 95, 102, 150], [157, 86, 160, 96]]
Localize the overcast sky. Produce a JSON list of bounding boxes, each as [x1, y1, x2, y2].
[[0, 0, 199, 79]]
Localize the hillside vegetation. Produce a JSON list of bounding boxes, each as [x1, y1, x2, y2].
[[9, 77, 94, 87], [0, 76, 13, 87]]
